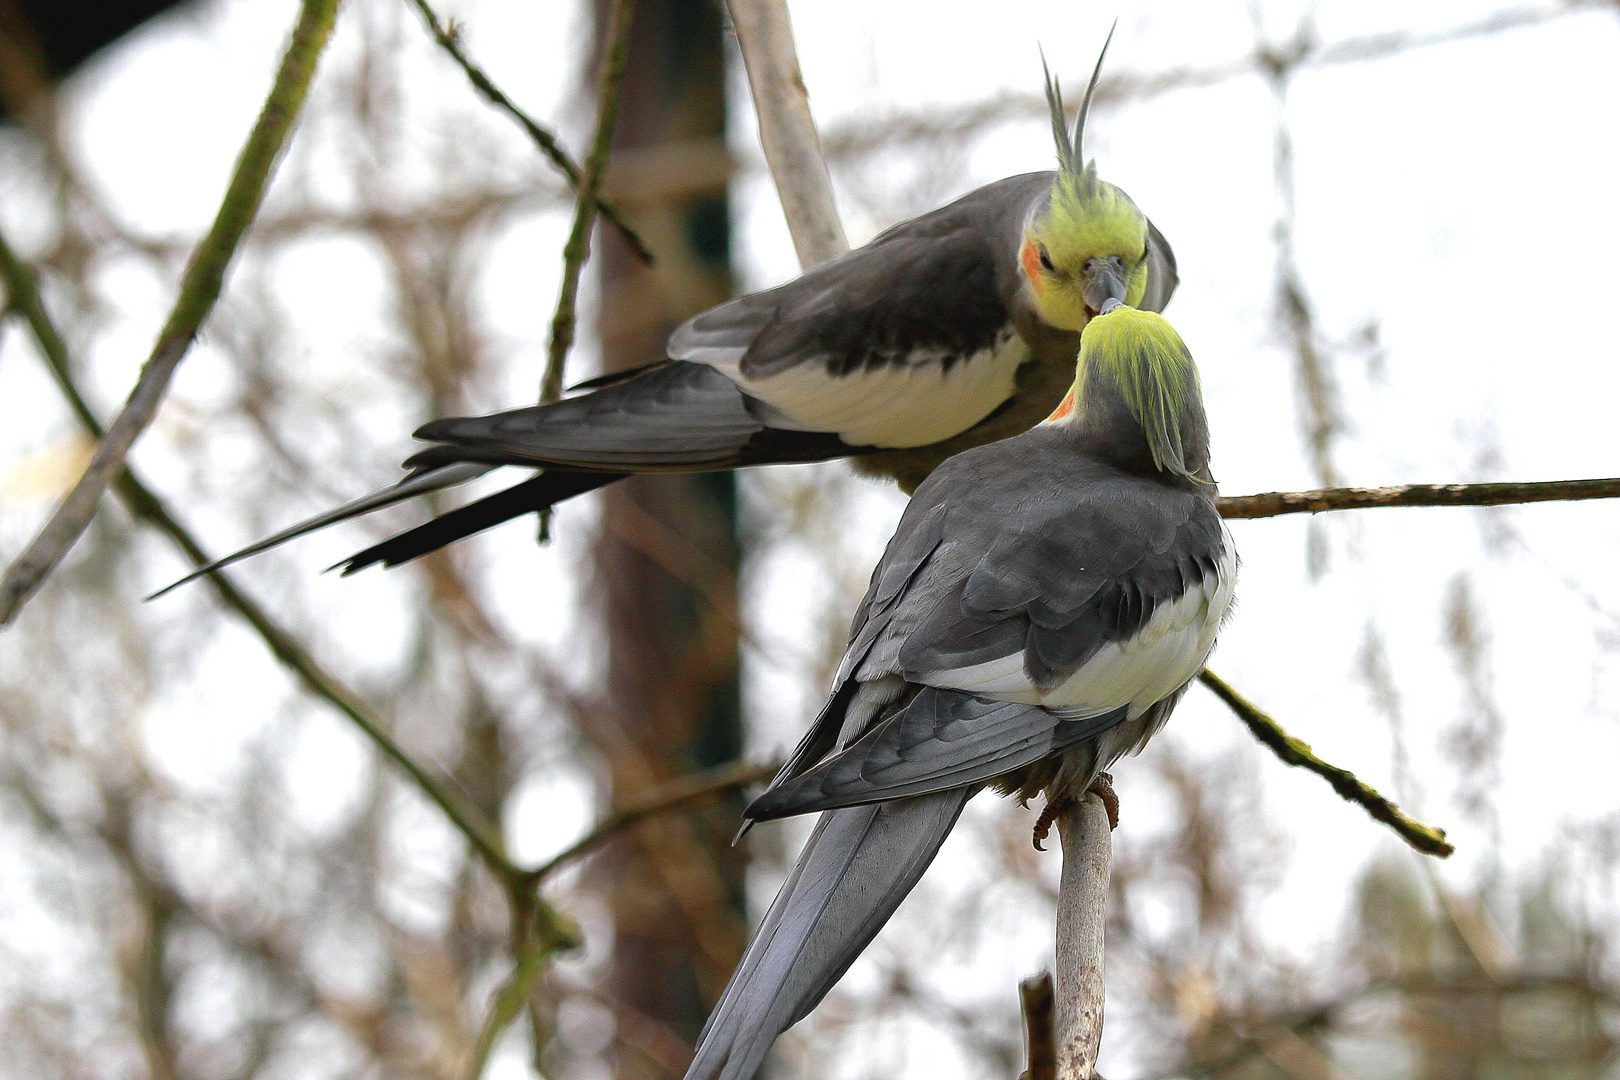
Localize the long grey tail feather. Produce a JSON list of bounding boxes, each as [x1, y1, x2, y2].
[[145, 462, 493, 600], [685, 787, 976, 1080]]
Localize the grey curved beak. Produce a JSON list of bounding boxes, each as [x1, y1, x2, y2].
[[1082, 256, 1126, 313]]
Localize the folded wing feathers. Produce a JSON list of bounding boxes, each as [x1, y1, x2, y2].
[[748, 688, 1129, 820], [416, 362, 765, 468]]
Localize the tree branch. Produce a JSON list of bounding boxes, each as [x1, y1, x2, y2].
[[461, 939, 547, 1080], [525, 758, 778, 884], [1197, 669, 1454, 857], [0, 221, 514, 876], [403, 0, 651, 263], [1218, 477, 1620, 519], [726, 0, 848, 268], [0, 0, 341, 627], [817, 2, 1606, 164], [1053, 793, 1111, 1079], [538, 0, 638, 406]]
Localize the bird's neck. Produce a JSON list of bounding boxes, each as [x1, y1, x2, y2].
[[1043, 358, 1213, 489]]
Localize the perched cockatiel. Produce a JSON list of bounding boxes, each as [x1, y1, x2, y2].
[[154, 44, 1177, 594], [683, 301, 1236, 1080]]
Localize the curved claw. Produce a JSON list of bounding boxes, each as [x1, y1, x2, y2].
[[1031, 795, 1072, 851], [1031, 771, 1120, 850]]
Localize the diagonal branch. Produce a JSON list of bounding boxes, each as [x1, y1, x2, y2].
[[525, 758, 778, 884], [403, 0, 651, 264], [1197, 669, 1453, 857], [0, 0, 341, 627], [1219, 477, 1620, 519], [0, 221, 512, 875], [726, 0, 848, 268], [537, 0, 639, 406]]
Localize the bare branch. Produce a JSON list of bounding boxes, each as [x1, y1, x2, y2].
[[0, 0, 341, 627], [0, 219, 516, 877], [818, 2, 1606, 164], [526, 758, 778, 883], [1053, 793, 1111, 1080], [726, 0, 848, 267], [404, 0, 651, 263], [1197, 669, 1454, 857], [538, 0, 639, 405], [1219, 477, 1620, 519], [1151, 971, 1620, 1080]]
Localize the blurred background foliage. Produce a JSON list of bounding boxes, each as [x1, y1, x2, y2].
[[1, 0, 1618, 1078]]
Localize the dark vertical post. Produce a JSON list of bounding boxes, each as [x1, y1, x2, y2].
[[586, 0, 744, 1075]]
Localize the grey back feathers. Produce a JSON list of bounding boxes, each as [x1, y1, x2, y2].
[[670, 173, 1050, 380]]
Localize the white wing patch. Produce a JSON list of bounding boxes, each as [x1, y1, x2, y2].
[[717, 329, 1028, 449], [915, 525, 1238, 718]]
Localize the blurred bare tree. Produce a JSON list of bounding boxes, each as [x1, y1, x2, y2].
[[1, 1, 1618, 1079]]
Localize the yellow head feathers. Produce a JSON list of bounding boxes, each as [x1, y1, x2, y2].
[[1050, 302, 1206, 483]]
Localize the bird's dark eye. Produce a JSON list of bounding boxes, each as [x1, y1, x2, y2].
[[1038, 246, 1055, 272]]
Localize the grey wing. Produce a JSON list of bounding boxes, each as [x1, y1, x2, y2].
[[750, 500, 952, 809], [747, 688, 1128, 821], [1139, 219, 1179, 314], [412, 361, 846, 471], [670, 173, 1047, 382], [893, 457, 1227, 693]]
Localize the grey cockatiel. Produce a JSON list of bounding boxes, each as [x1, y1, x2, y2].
[[683, 301, 1236, 1080], [153, 49, 1177, 595]]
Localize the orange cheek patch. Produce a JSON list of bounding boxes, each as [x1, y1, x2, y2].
[[1046, 386, 1075, 422], [1019, 240, 1042, 291]]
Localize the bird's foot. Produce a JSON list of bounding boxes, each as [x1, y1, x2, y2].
[[1089, 771, 1120, 830], [1031, 795, 1071, 851], [1031, 772, 1120, 850]]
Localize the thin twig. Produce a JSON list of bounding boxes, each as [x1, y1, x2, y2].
[[0, 0, 341, 627], [538, 0, 639, 406], [1219, 478, 1620, 519], [1150, 971, 1620, 1080], [817, 2, 1607, 163], [1197, 669, 1454, 857], [726, 0, 848, 267], [0, 221, 514, 876], [461, 940, 546, 1080], [526, 758, 778, 884], [403, 0, 651, 263]]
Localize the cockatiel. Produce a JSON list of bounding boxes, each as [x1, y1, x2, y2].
[[154, 43, 1176, 594], [683, 301, 1235, 1080]]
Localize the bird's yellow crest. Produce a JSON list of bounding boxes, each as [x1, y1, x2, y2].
[[1022, 30, 1152, 331]]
